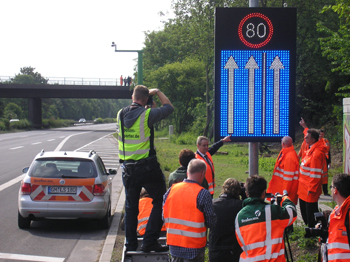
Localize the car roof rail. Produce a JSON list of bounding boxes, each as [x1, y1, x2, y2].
[[88, 150, 96, 158], [40, 149, 45, 156]]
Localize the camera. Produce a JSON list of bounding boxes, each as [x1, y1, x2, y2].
[[146, 96, 153, 108], [304, 212, 329, 243]]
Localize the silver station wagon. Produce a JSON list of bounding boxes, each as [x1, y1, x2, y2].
[[18, 150, 117, 229]]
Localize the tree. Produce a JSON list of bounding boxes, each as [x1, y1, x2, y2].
[[12, 66, 48, 84], [318, 0, 350, 95], [4, 102, 22, 119], [146, 58, 206, 133]]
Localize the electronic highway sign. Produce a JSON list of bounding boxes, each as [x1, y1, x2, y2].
[[214, 8, 296, 142]]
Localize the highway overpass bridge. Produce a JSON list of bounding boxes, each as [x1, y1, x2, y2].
[[0, 77, 133, 127]]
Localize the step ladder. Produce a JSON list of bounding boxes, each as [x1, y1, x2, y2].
[[122, 237, 170, 262]]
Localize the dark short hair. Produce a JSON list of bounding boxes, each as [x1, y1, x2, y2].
[[133, 85, 149, 101], [179, 149, 195, 167], [221, 178, 241, 198], [245, 175, 267, 198], [307, 128, 319, 142], [333, 173, 350, 198]]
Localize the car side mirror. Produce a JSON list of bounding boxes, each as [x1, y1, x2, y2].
[[108, 169, 117, 175], [22, 167, 29, 173]]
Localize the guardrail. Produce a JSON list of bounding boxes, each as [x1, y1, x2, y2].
[[0, 76, 130, 86]]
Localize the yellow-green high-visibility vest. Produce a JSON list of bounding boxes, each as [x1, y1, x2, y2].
[[117, 108, 151, 161]]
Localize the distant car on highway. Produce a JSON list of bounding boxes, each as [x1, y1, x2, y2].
[[18, 150, 117, 229], [9, 119, 19, 123], [78, 118, 86, 123]]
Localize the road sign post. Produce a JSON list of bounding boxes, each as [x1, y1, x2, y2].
[[214, 7, 297, 176]]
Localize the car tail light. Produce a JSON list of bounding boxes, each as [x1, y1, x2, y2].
[[93, 184, 106, 196], [21, 182, 31, 195]]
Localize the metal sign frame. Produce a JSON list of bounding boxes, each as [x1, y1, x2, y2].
[[214, 7, 296, 142]]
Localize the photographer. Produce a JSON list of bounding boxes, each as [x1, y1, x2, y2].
[[116, 85, 173, 252], [327, 173, 350, 261], [235, 175, 297, 261], [209, 178, 246, 262]]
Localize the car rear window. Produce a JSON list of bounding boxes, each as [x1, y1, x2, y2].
[[29, 159, 97, 178]]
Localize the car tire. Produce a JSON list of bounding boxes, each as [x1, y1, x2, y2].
[[99, 201, 111, 229], [18, 211, 31, 229]]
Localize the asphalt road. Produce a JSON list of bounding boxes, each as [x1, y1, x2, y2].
[[0, 123, 121, 262]]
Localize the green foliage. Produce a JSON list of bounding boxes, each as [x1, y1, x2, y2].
[[146, 58, 206, 133], [0, 121, 6, 131], [10, 119, 31, 129], [4, 102, 22, 119], [170, 132, 198, 145], [12, 66, 48, 84], [290, 222, 319, 251], [259, 157, 275, 172]]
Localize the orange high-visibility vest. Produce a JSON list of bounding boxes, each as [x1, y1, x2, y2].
[[267, 146, 299, 205], [137, 197, 166, 236], [195, 152, 215, 195], [321, 137, 330, 184], [298, 139, 326, 202], [328, 196, 350, 262], [298, 128, 309, 161], [163, 182, 207, 249]]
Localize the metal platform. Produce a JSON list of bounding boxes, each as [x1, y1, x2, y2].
[[122, 237, 170, 262]]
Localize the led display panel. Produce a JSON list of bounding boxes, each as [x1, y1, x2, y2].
[[214, 8, 296, 142]]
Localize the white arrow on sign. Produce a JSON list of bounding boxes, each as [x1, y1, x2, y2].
[[225, 56, 238, 134], [245, 56, 259, 134], [269, 56, 284, 134]]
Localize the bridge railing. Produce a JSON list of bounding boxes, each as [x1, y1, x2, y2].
[[0, 76, 127, 86]]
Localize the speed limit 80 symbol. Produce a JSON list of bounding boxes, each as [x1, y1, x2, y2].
[[238, 13, 273, 49]]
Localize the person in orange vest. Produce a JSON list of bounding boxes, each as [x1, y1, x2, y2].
[[195, 135, 231, 197], [163, 159, 216, 261], [327, 173, 350, 261], [120, 75, 123, 86], [267, 136, 299, 205], [235, 175, 297, 262], [319, 129, 331, 196], [298, 128, 327, 228], [137, 188, 166, 237], [298, 117, 309, 161]]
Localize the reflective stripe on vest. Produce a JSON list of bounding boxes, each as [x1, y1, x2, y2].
[[117, 108, 151, 160], [164, 182, 207, 248], [235, 205, 286, 262]]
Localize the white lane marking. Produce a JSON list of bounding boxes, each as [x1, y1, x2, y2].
[[0, 174, 25, 192], [59, 136, 65, 138], [74, 133, 113, 152], [31, 142, 42, 145], [10, 146, 24, 150], [0, 252, 65, 262], [54, 132, 90, 151], [47, 139, 55, 141]]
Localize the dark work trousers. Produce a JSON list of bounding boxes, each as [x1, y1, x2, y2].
[[122, 169, 166, 250], [299, 199, 319, 228], [322, 184, 329, 195]]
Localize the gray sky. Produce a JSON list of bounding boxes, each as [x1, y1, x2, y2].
[[0, 0, 173, 81]]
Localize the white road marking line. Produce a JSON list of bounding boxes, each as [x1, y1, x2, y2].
[[47, 139, 55, 141], [10, 146, 24, 150], [0, 174, 25, 192], [31, 142, 42, 145], [0, 252, 65, 262], [59, 136, 66, 138], [55, 132, 90, 151]]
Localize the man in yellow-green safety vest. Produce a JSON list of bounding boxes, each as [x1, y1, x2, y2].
[[116, 85, 173, 253]]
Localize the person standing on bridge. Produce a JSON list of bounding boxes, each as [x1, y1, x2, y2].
[[120, 75, 123, 86], [116, 85, 173, 252]]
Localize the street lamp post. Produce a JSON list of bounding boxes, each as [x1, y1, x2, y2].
[[111, 42, 144, 85]]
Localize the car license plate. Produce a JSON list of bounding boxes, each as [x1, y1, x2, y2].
[[48, 186, 77, 194]]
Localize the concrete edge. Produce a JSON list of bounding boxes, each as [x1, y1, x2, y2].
[[99, 169, 125, 262]]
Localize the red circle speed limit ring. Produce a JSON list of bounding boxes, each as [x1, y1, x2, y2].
[[238, 13, 273, 48]]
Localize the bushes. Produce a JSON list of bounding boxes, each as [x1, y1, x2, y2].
[[9, 119, 31, 130]]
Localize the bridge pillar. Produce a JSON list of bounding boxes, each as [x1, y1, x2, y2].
[[28, 98, 42, 128]]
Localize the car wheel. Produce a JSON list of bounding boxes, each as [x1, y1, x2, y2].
[[18, 211, 31, 229], [99, 201, 111, 229]]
